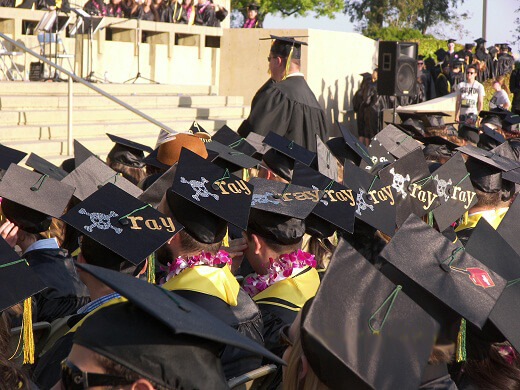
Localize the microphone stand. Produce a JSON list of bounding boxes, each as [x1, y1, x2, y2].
[[124, 18, 159, 84]]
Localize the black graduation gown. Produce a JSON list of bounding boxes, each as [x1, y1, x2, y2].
[[510, 68, 520, 114], [25, 248, 89, 324], [497, 53, 515, 76], [237, 76, 329, 153], [161, 1, 183, 22], [420, 69, 437, 100], [419, 363, 458, 390], [450, 72, 464, 88], [436, 73, 451, 97]]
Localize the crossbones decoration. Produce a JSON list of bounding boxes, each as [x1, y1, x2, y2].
[[180, 177, 219, 202], [251, 192, 280, 206], [312, 185, 328, 206], [433, 175, 452, 202], [389, 168, 410, 199], [355, 188, 374, 216], [78, 208, 123, 234]]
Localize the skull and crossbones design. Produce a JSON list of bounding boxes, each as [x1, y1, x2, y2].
[[312, 185, 328, 206], [251, 192, 280, 206], [389, 168, 410, 199], [433, 175, 452, 202], [78, 208, 123, 234], [180, 177, 219, 202], [355, 188, 374, 216]]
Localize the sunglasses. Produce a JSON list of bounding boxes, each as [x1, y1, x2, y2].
[[60, 360, 133, 390], [279, 324, 293, 347]]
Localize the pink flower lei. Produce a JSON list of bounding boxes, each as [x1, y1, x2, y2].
[[243, 250, 316, 297], [162, 250, 232, 283]]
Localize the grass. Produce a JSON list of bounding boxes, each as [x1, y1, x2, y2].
[[482, 73, 512, 111]]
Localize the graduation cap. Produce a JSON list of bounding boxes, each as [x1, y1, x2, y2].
[[170, 148, 253, 241], [337, 123, 373, 165], [503, 113, 520, 133], [61, 183, 179, 265], [211, 125, 257, 157], [244, 132, 270, 159], [430, 152, 477, 232], [497, 196, 520, 256], [342, 160, 396, 236], [0, 164, 75, 233], [488, 46, 499, 56], [205, 139, 260, 175], [465, 43, 475, 50], [434, 48, 447, 61], [458, 124, 480, 144], [375, 124, 423, 159], [392, 118, 426, 137], [138, 164, 177, 208], [379, 148, 441, 227], [247, 2, 259, 10], [447, 39, 456, 44], [74, 263, 284, 389], [188, 121, 211, 140], [260, 35, 308, 60], [301, 238, 438, 390], [380, 214, 506, 329], [291, 162, 355, 234], [247, 177, 322, 244], [479, 110, 509, 128], [359, 137, 396, 172], [106, 133, 153, 169], [142, 134, 208, 171], [0, 144, 26, 172], [325, 136, 361, 166], [74, 139, 99, 167], [315, 135, 338, 181], [25, 153, 68, 181], [422, 136, 459, 151], [359, 72, 372, 79], [478, 125, 506, 150], [474, 37, 486, 45], [62, 155, 143, 201]]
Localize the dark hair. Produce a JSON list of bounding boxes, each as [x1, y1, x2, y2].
[[467, 64, 477, 72], [96, 354, 169, 390], [107, 158, 147, 186], [306, 236, 335, 269], [178, 229, 221, 254], [246, 231, 301, 254], [80, 235, 129, 271], [0, 311, 30, 390]]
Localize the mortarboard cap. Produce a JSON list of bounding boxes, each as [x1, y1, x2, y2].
[[138, 163, 177, 208], [359, 72, 372, 79], [62, 183, 180, 265], [342, 160, 397, 236], [422, 136, 459, 151], [0, 164, 75, 232], [106, 133, 153, 168], [447, 39, 456, 44], [188, 121, 211, 140], [302, 238, 438, 390], [337, 123, 373, 165], [74, 139, 100, 167], [292, 162, 355, 233], [380, 214, 506, 329], [211, 125, 257, 157], [143, 134, 208, 171], [378, 148, 441, 226], [465, 43, 475, 50], [75, 263, 284, 389], [478, 125, 506, 150], [435, 48, 447, 61], [475, 38, 486, 45], [247, 2, 259, 10], [359, 137, 396, 172], [479, 110, 508, 128], [169, 148, 253, 242], [261, 35, 308, 60], [205, 139, 260, 174], [262, 132, 315, 166], [244, 132, 270, 159], [326, 136, 360, 165], [25, 153, 68, 181], [458, 124, 480, 144], [503, 113, 520, 133], [62, 155, 143, 201], [315, 135, 338, 181], [430, 152, 477, 232], [0, 144, 26, 172], [497, 195, 520, 255], [375, 124, 423, 159]]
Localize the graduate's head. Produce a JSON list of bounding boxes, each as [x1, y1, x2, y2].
[[106, 134, 152, 186], [466, 64, 477, 82], [266, 36, 307, 81], [247, 3, 258, 18]]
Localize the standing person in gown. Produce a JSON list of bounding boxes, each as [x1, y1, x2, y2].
[[237, 36, 329, 152], [242, 2, 262, 28]]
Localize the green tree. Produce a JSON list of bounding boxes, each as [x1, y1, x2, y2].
[[415, 0, 465, 34]]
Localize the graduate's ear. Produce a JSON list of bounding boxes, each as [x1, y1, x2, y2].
[[299, 354, 309, 381], [130, 378, 155, 390], [251, 233, 263, 255]]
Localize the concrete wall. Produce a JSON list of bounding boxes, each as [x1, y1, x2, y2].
[[219, 28, 377, 135]]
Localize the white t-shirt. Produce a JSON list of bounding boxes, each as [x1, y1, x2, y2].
[[489, 90, 510, 109], [455, 81, 485, 115]]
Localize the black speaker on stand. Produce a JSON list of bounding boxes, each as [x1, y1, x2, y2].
[[377, 41, 418, 124]]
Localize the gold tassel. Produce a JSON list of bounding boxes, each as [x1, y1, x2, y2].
[[222, 227, 229, 247], [22, 298, 34, 364], [456, 318, 467, 362], [282, 45, 294, 81], [242, 168, 249, 181], [146, 253, 155, 284]]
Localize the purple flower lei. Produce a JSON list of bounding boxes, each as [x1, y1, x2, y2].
[[243, 250, 316, 297], [162, 250, 232, 283]]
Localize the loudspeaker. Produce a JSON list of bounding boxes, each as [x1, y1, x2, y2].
[[29, 62, 44, 81], [377, 41, 418, 96]]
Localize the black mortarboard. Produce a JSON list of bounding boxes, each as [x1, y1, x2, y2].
[[338, 123, 373, 165], [478, 125, 506, 150], [417, 55, 424, 61], [474, 37, 486, 45], [380, 214, 506, 329], [75, 264, 283, 389], [447, 39, 456, 44], [431, 152, 477, 232], [62, 155, 143, 201], [497, 195, 520, 254], [106, 133, 153, 168], [247, 2, 259, 10], [359, 137, 396, 171], [422, 136, 459, 151], [0, 236, 46, 312], [435, 48, 447, 61], [393, 119, 426, 137], [170, 148, 253, 241], [458, 124, 480, 144], [262, 132, 315, 166], [211, 125, 257, 157], [359, 72, 372, 79], [62, 183, 179, 265], [375, 124, 423, 159], [379, 148, 441, 226], [138, 164, 177, 208], [245, 132, 270, 159], [261, 35, 308, 60], [489, 46, 499, 55], [479, 110, 508, 128], [292, 162, 355, 233], [325, 136, 360, 165], [302, 238, 438, 390], [247, 177, 320, 244], [503, 113, 520, 133], [188, 121, 211, 140], [343, 160, 396, 236], [465, 43, 475, 50], [500, 44, 509, 50], [25, 153, 68, 181], [74, 139, 99, 167], [315, 135, 338, 181], [206, 140, 260, 174], [0, 144, 26, 172], [0, 163, 75, 222]]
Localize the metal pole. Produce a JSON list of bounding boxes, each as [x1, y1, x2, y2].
[[0, 32, 176, 134], [67, 75, 73, 156], [482, 0, 487, 41]]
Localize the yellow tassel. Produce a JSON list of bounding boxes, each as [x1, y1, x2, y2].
[[462, 211, 468, 225], [22, 298, 34, 364], [147, 253, 155, 284], [242, 168, 249, 181], [282, 45, 294, 81], [222, 227, 229, 247]]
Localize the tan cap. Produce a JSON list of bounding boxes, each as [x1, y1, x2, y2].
[[157, 133, 208, 167]]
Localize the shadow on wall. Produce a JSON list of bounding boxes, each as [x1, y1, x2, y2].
[[318, 75, 361, 138]]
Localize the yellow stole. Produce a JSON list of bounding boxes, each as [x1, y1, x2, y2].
[[454, 207, 509, 232], [253, 267, 320, 312], [68, 297, 127, 334], [162, 266, 240, 307]]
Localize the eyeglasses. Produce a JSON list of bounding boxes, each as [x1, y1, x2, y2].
[[60, 359, 133, 390], [467, 72, 476, 75], [279, 324, 293, 347]]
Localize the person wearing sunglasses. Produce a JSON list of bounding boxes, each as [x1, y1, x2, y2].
[[454, 64, 485, 126]]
